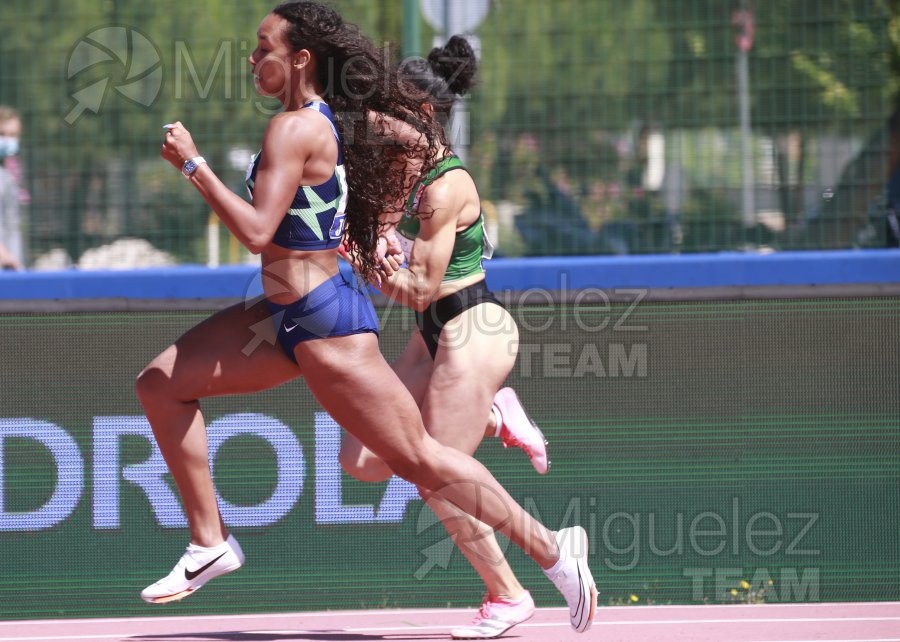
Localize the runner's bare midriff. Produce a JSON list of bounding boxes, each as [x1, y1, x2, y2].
[[260, 246, 339, 304]]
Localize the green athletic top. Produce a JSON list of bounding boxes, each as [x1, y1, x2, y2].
[[395, 155, 494, 283]]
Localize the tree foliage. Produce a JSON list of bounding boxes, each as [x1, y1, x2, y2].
[[0, 0, 894, 261]]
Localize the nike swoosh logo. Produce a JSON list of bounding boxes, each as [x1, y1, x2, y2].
[[184, 552, 227, 580], [284, 323, 299, 333]]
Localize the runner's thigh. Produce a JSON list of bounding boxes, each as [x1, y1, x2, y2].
[[142, 298, 302, 400], [423, 303, 518, 453]]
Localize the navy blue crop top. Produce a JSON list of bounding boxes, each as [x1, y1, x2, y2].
[[245, 101, 348, 251]]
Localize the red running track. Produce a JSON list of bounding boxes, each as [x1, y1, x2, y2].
[[1, 602, 898, 642]]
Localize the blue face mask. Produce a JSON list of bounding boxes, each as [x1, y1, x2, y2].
[[0, 136, 19, 158]]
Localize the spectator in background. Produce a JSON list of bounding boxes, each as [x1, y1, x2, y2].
[[0, 106, 25, 270]]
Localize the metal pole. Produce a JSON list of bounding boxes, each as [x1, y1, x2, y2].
[[402, 0, 421, 58], [443, 0, 451, 42], [440, 0, 467, 163], [737, 48, 755, 228], [733, 6, 756, 230]]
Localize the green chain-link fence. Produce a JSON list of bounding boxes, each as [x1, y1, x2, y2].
[[0, 0, 895, 268]]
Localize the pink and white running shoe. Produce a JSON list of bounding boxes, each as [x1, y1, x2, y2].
[[492, 387, 550, 474], [450, 591, 536, 639]]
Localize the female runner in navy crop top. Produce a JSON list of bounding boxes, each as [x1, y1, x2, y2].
[[136, 2, 594, 632]]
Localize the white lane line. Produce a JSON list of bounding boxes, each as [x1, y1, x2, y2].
[[3, 603, 899, 628], [1, 621, 898, 642], [0, 606, 514, 627]]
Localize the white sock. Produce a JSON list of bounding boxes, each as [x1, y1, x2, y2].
[[492, 405, 503, 437], [189, 538, 230, 554], [543, 537, 568, 575]]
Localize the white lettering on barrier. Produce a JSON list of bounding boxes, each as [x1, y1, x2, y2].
[[209, 413, 305, 527], [93, 415, 181, 528], [313, 411, 419, 524], [0, 413, 420, 532], [0, 419, 84, 531]]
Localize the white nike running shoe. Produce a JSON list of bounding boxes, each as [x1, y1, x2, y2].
[[493, 387, 550, 474], [141, 534, 244, 604], [450, 591, 536, 639], [543, 526, 597, 633]]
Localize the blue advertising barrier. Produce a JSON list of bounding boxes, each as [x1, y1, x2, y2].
[[1, 250, 899, 300]]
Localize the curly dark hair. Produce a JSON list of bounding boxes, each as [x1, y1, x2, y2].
[[272, 0, 441, 279]]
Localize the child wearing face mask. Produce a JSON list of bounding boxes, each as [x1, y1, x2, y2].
[[0, 105, 24, 270]]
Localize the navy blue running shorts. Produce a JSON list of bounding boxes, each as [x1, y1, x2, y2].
[[266, 270, 379, 362]]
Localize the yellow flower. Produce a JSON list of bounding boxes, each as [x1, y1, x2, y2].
[[740, 580, 751, 590], [730, 588, 738, 596], [629, 594, 639, 603]]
